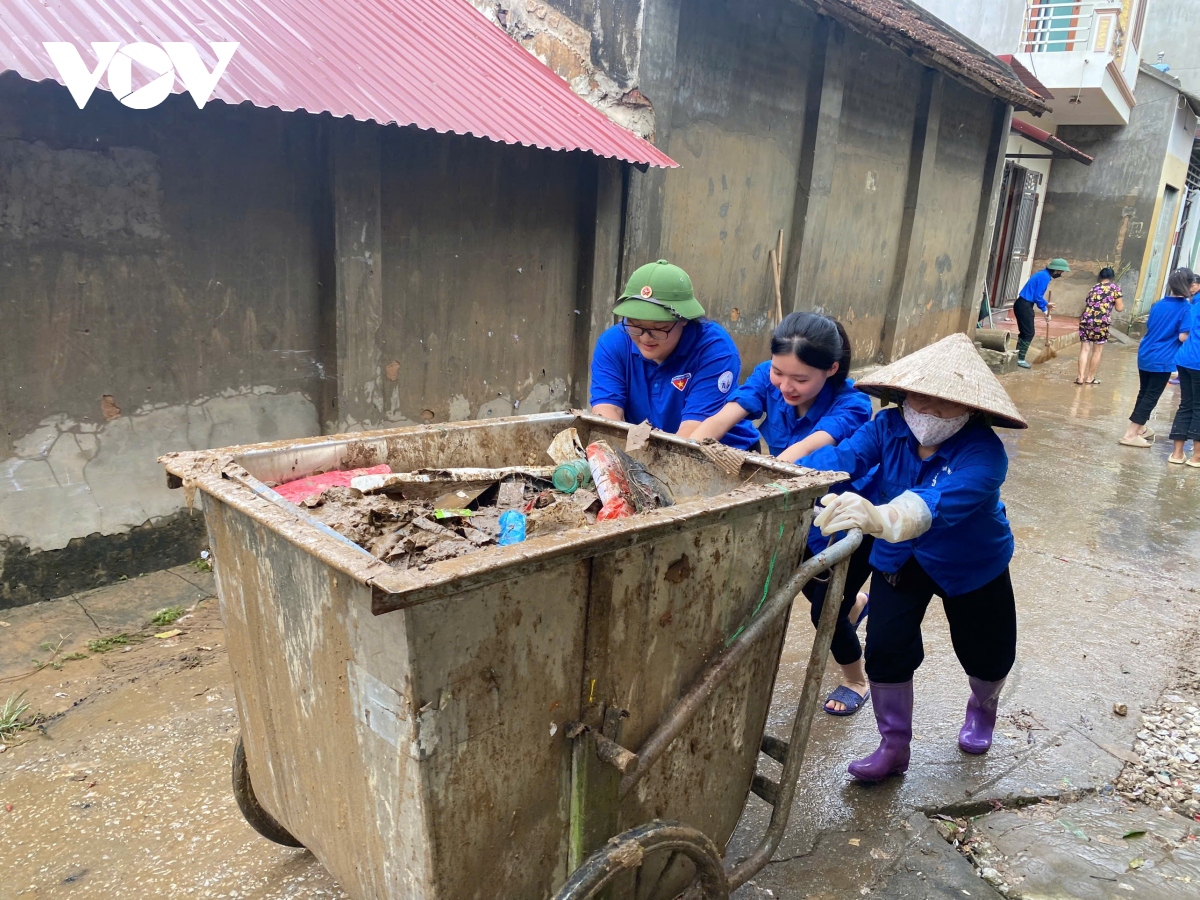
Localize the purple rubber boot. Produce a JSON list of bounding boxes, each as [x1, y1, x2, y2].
[[848, 680, 913, 782], [958, 677, 1006, 754]]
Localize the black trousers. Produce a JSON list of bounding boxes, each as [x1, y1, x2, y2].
[[1013, 298, 1037, 357], [1170, 366, 1200, 441], [863, 557, 1017, 684], [1130, 370, 1172, 426], [801, 536, 875, 666]]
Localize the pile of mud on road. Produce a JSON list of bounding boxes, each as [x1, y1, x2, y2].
[[272, 428, 675, 570]]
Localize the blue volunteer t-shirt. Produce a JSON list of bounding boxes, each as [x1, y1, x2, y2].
[[731, 363, 876, 553], [1175, 303, 1200, 370], [731, 362, 871, 456], [589, 319, 760, 449], [1018, 269, 1052, 312], [801, 408, 1013, 596], [1140, 296, 1192, 372]]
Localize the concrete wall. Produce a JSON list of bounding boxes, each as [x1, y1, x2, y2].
[[378, 128, 585, 423], [1139, 0, 1200, 96], [0, 74, 594, 607], [654, 0, 814, 363], [911, 0, 1026, 55], [0, 74, 325, 605], [1032, 72, 1178, 316], [616, 1, 1007, 366], [886, 77, 996, 358]]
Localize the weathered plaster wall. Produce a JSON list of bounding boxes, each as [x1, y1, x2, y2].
[[888, 77, 994, 358], [0, 74, 328, 605], [1035, 72, 1177, 315], [379, 129, 581, 424], [656, 0, 815, 364], [813, 28, 923, 361], [616, 2, 1004, 366]]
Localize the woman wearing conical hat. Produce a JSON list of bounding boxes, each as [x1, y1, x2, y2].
[[800, 332, 1027, 782]]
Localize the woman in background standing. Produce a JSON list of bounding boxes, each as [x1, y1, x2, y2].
[[1119, 268, 1197, 448], [1075, 267, 1123, 385], [1168, 297, 1200, 466]]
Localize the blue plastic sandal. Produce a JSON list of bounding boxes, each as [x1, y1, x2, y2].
[[824, 685, 870, 717]]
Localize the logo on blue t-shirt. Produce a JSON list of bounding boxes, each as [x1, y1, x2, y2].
[[671, 373, 692, 391], [717, 371, 733, 393]]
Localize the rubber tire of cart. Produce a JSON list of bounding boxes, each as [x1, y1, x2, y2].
[[232, 732, 304, 847], [553, 820, 729, 900]]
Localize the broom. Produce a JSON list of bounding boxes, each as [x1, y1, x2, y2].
[[1033, 313, 1057, 364]]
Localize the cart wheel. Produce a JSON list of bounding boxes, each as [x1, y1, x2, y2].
[[231, 732, 304, 847], [554, 820, 728, 900]]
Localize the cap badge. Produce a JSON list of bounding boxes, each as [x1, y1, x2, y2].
[[640, 285, 654, 298]]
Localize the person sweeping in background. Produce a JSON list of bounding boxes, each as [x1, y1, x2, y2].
[[1013, 258, 1069, 369], [691, 311, 875, 715], [800, 333, 1027, 782]]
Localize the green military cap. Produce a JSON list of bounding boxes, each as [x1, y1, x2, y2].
[[613, 260, 706, 321], [1047, 258, 1071, 272]]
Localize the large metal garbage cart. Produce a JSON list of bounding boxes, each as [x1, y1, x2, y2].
[[160, 412, 859, 900]]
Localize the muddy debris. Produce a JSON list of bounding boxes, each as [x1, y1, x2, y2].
[[300, 472, 626, 569], [285, 428, 674, 569]]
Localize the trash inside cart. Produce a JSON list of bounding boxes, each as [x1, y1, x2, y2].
[[159, 412, 860, 900]]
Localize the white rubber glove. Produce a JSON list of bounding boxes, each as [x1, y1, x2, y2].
[[813, 491, 933, 544]]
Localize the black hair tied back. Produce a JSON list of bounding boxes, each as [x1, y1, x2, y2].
[[1166, 267, 1195, 299], [770, 311, 851, 388]]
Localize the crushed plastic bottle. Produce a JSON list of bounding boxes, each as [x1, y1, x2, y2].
[[552, 459, 593, 493]]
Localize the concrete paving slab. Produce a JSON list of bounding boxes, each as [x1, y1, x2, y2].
[[961, 796, 1200, 899], [0, 596, 100, 681], [73, 566, 213, 634]]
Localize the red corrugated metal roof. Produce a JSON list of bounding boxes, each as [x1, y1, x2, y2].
[[0, 0, 677, 168]]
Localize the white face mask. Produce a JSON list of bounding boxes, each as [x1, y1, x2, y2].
[[902, 400, 971, 447]]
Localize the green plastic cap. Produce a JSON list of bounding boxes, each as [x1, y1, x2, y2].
[[1047, 258, 1071, 272], [613, 260, 706, 321]]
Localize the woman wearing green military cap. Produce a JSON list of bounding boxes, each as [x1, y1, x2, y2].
[[589, 260, 760, 449]]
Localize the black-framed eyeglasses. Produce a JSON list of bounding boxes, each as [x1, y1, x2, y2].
[[620, 319, 682, 340]]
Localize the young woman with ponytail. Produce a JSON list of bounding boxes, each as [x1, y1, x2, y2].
[[692, 312, 877, 715]]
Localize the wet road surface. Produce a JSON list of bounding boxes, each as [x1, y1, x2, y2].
[[1, 343, 1196, 898]]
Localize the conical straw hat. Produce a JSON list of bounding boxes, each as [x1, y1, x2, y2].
[[855, 332, 1028, 429]]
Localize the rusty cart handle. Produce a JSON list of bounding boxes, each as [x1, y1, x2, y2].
[[725, 528, 860, 890], [619, 529, 863, 800]]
